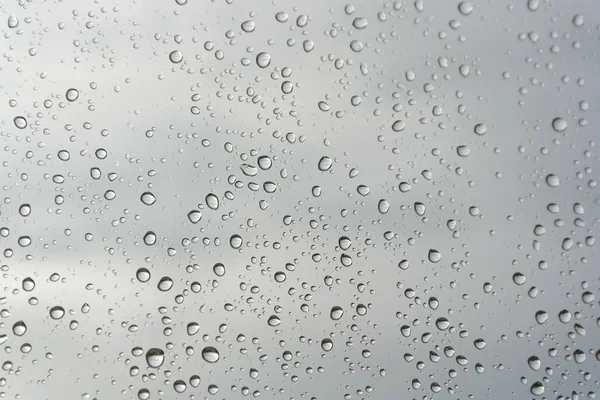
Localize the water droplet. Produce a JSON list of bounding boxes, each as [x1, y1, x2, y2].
[[169, 50, 183, 63], [428, 249, 441, 263], [275, 11, 289, 22], [157, 277, 173, 291], [414, 202, 426, 216], [399, 182, 411, 192], [457, 145, 471, 157], [136, 268, 151, 283], [435, 317, 450, 330], [545, 174, 560, 187], [140, 192, 156, 205], [535, 310, 548, 324], [562, 237, 574, 251], [12, 321, 27, 336], [330, 306, 344, 320], [357, 185, 370, 196], [318, 101, 330, 111], [377, 199, 390, 214], [558, 309, 571, 323], [230, 234, 243, 249], [143, 231, 157, 246], [146, 348, 165, 368], [552, 117, 567, 132], [274, 271, 286, 282], [574, 349, 585, 364], [66, 88, 79, 101], [205, 193, 219, 210], [267, 315, 281, 326], [57, 150, 70, 161], [392, 120, 405, 132], [241, 20, 255, 32], [318, 156, 333, 171], [14, 116, 27, 129], [352, 17, 368, 29], [240, 163, 258, 176], [49, 306, 65, 320], [257, 155, 272, 170], [7, 15, 19, 28], [201, 346, 220, 363], [349, 40, 364, 52], [256, 52, 272, 68], [474, 123, 488, 135], [187, 322, 200, 336], [19, 203, 31, 217], [318, 338, 333, 352], [18, 236, 31, 247], [512, 272, 526, 285], [533, 225, 546, 236], [187, 210, 202, 224], [428, 297, 439, 309], [22, 277, 35, 291], [458, 1, 474, 15], [213, 263, 226, 277], [339, 236, 352, 250], [190, 375, 201, 387], [527, 0, 540, 11], [530, 382, 545, 396], [527, 356, 541, 370]]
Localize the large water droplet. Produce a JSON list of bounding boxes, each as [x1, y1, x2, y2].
[[143, 231, 157, 246], [201, 346, 220, 363], [140, 192, 156, 205], [318, 156, 333, 171], [136, 268, 151, 283], [206, 193, 219, 210], [12, 321, 27, 336], [428, 249, 441, 263], [66, 88, 79, 101], [545, 174, 560, 187], [169, 50, 183, 63], [330, 306, 344, 320], [230, 234, 243, 249], [14, 116, 27, 129], [321, 338, 333, 352], [146, 348, 165, 368], [157, 277, 173, 291], [551, 117, 567, 132], [256, 52, 272, 68], [187, 210, 202, 224], [49, 306, 65, 320], [7, 15, 19, 28]]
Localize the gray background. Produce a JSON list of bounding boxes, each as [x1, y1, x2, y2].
[[0, 0, 599, 399]]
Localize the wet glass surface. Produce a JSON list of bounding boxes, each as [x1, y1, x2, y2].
[[0, 0, 599, 399]]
